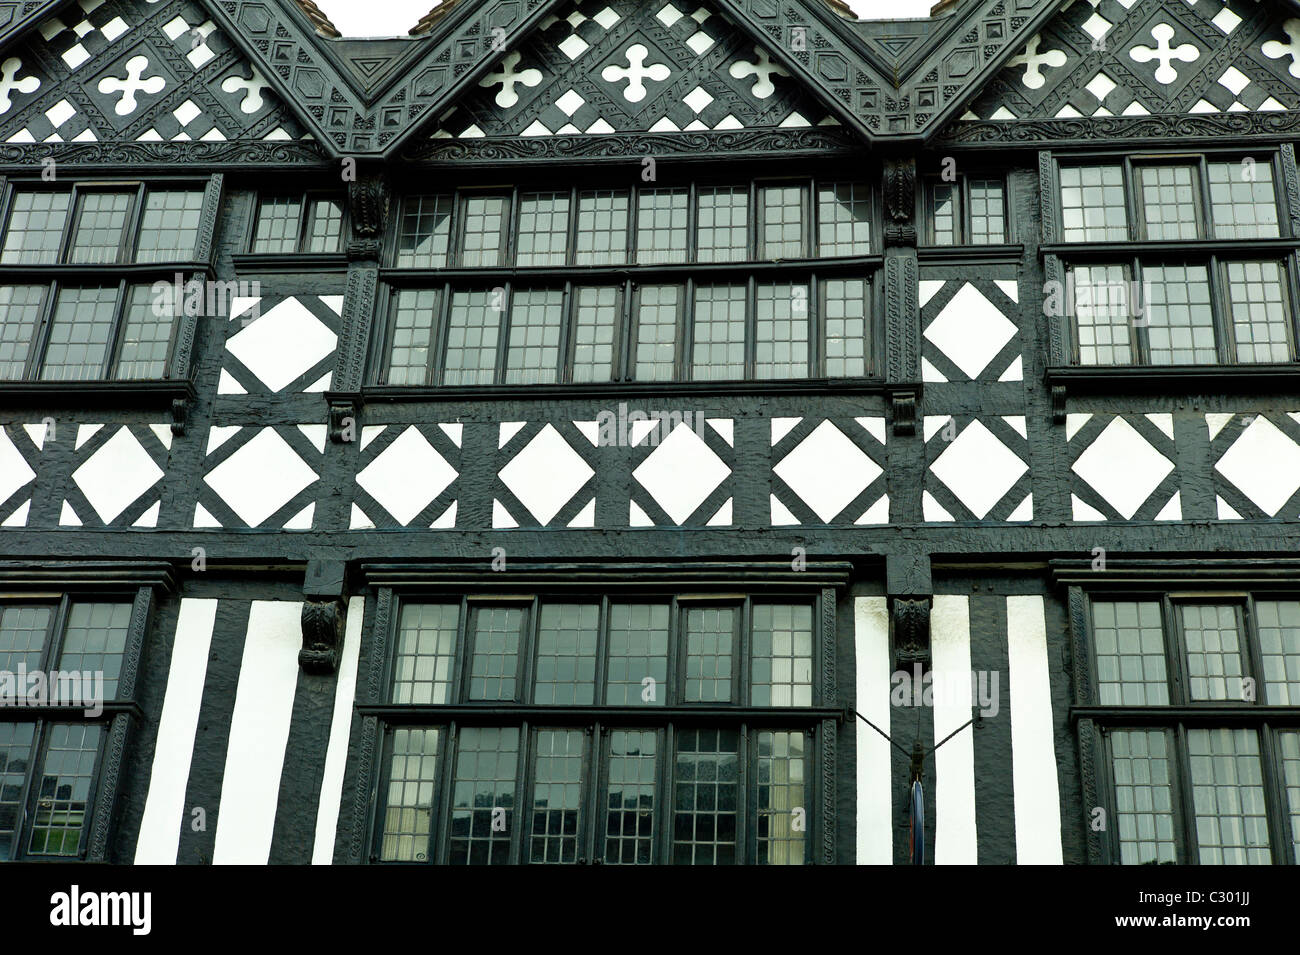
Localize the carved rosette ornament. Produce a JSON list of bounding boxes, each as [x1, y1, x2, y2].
[[300, 598, 347, 674]]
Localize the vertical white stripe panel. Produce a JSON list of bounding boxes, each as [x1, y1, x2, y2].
[[1007, 595, 1064, 864], [133, 597, 218, 864], [311, 596, 365, 864], [212, 600, 302, 865], [854, 596, 892, 864], [931, 595, 977, 864]]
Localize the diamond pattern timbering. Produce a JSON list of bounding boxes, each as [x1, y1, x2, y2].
[[220, 295, 342, 396], [1207, 411, 1300, 519], [61, 423, 172, 528], [495, 420, 600, 528], [0, 422, 44, 528], [426, 0, 838, 139], [197, 424, 324, 529], [1066, 413, 1181, 522], [963, 0, 1300, 122], [924, 415, 1033, 522], [0, 0, 308, 144], [770, 417, 888, 525], [352, 423, 461, 529], [920, 278, 1023, 383]]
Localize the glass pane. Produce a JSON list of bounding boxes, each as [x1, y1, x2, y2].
[[604, 729, 656, 864], [379, 726, 439, 862], [532, 603, 598, 705], [396, 194, 452, 267], [759, 184, 804, 258], [605, 603, 669, 706], [575, 190, 628, 265], [68, 191, 132, 264], [673, 727, 738, 864], [529, 728, 585, 864], [0, 722, 35, 861], [684, 606, 734, 703], [691, 283, 745, 381], [1208, 161, 1278, 239], [755, 730, 807, 865], [304, 198, 344, 253], [39, 286, 117, 381], [467, 606, 522, 701], [1138, 165, 1200, 240], [697, 186, 747, 263], [1060, 165, 1128, 241], [1279, 730, 1300, 860], [968, 179, 1005, 245], [1109, 729, 1177, 865], [1181, 604, 1247, 702], [0, 285, 46, 380], [505, 288, 563, 385], [58, 602, 130, 700], [930, 182, 957, 245], [823, 278, 868, 376], [1226, 260, 1291, 363], [516, 191, 569, 267], [443, 289, 501, 386], [1187, 728, 1270, 865], [392, 603, 459, 704], [0, 604, 51, 677], [1091, 600, 1168, 705], [635, 188, 687, 264], [1257, 599, 1300, 705], [135, 190, 203, 262], [448, 726, 518, 865], [459, 194, 508, 267], [1071, 264, 1133, 365], [571, 286, 617, 383], [115, 284, 172, 379], [632, 284, 679, 382], [252, 196, 302, 253], [27, 723, 101, 858], [756, 281, 809, 378], [386, 289, 438, 386], [1, 190, 70, 264], [751, 604, 813, 707], [818, 181, 870, 256]]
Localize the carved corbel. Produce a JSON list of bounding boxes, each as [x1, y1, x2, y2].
[[891, 596, 931, 671], [328, 396, 358, 443], [889, 389, 917, 436], [883, 157, 917, 247], [301, 560, 348, 674], [346, 171, 390, 261]]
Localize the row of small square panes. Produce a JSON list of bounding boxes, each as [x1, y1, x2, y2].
[[391, 180, 873, 269]]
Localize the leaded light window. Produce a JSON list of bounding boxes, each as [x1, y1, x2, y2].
[[924, 175, 1007, 245], [250, 192, 345, 253]]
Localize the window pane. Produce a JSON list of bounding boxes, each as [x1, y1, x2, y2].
[[823, 278, 868, 376], [396, 194, 452, 267], [636, 188, 687, 264], [443, 289, 501, 386], [0, 604, 51, 678], [1146, 264, 1216, 365], [1208, 161, 1279, 239], [392, 603, 459, 704], [673, 727, 738, 864], [759, 184, 804, 258], [930, 182, 957, 246], [1187, 728, 1270, 865], [115, 284, 172, 379], [632, 284, 679, 382], [756, 282, 809, 378], [691, 283, 745, 381], [755, 730, 807, 865], [533, 603, 598, 705], [27, 723, 101, 858], [516, 191, 569, 267], [58, 602, 130, 700], [818, 181, 870, 256], [606, 603, 669, 706], [529, 728, 585, 863], [252, 196, 302, 253], [1060, 165, 1127, 241], [1280, 730, 1300, 860], [379, 726, 439, 862], [575, 190, 628, 265], [697, 186, 747, 263], [752, 604, 813, 706], [1091, 600, 1168, 705], [684, 606, 734, 703], [459, 194, 507, 268], [304, 198, 343, 253], [1181, 604, 1247, 702], [0, 722, 34, 861], [69, 191, 132, 264], [1071, 264, 1133, 365], [968, 179, 1006, 245], [39, 286, 117, 381], [467, 606, 522, 701], [1138, 165, 1200, 240], [1109, 729, 1177, 865], [0, 285, 46, 380], [448, 726, 518, 865], [1, 191, 70, 264], [1226, 260, 1291, 363], [604, 729, 656, 864], [386, 289, 438, 386], [1257, 599, 1300, 705], [136, 190, 203, 262], [571, 287, 617, 383], [505, 288, 563, 385]]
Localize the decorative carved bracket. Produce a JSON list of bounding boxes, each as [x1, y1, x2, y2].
[[891, 596, 932, 671], [1051, 384, 1067, 425], [889, 389, 917, 437], [301, 559, 349, 674], [170, 397, 188, 436], [329, 397, 359, 444], [883, 157, 917, 247], [347, 172, 390, 244]]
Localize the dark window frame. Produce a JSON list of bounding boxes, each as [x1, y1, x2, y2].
[[247, 189, 347, 255], [920, 171, 1011, 246]]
